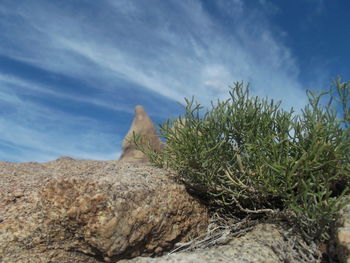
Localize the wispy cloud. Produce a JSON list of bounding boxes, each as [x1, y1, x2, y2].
[[0, 80, 121, 162], [0, 72, 122, 162], [0, 0, 309, 162], [0, 0, 307, 107], [0, 73, 134, 114]]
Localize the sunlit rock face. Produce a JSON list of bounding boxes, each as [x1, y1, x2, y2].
[[119, 105, 163, 163], [0, 158, 209, 262]]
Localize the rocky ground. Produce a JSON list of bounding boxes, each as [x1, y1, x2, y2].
[[0, 157, 348, 262]]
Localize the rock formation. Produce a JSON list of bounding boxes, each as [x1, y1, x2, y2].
[[119, 105, 163, 162], [0, 158, 209, 262], [1, 103, 349, 262]]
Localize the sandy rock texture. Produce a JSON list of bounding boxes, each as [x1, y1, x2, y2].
[[120, 223, 321, 263], [0, 155, 348, 262], [335, 196, 350, 263], [0, 157, 209, 262]]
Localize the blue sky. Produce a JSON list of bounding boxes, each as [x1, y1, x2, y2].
[[0, 0, 349, 162]]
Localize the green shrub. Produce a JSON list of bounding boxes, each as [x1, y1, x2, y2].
[[135, 78, 350, 242]]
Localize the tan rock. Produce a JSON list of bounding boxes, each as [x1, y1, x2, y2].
[[119, 105, 163, 162], [335, 199, 350, 263], [338, 227, 350, 244], [120, 223, 322, 263], [0, 158, 209, 262]]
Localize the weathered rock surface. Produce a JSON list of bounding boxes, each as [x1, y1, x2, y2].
[[335, 196, 350, 263], [0, 158, 209, 262], [119, 223, 321, 263], [2, 156, 350, 262], [119, 105, 163, 162]]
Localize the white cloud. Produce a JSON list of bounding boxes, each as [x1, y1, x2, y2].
[[0, 110, 121, 162], [0, 75, 122, 162], [0, 0, 307, 108], [0, 0, 311, 161], [0, 73, 135, 114]]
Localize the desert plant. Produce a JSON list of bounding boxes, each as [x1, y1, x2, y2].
[[134, 78, 350, 242]]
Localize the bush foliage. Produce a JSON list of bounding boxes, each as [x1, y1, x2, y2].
[[135, 77, 350, 242]]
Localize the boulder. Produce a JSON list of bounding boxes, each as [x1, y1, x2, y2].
[[119, 105, 163, 162], [0, 158, 209, 262]]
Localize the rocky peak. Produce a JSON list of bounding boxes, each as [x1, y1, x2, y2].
[[119, 105, 163, 162]]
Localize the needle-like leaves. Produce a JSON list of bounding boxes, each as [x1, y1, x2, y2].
[[135, 79, 350, 242]]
